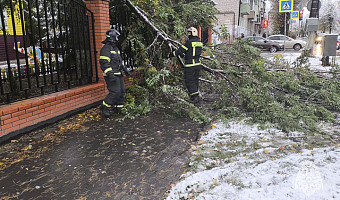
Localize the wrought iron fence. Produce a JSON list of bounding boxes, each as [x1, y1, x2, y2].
[[0, 0, 97, 105], [109, 4, 135, 71]]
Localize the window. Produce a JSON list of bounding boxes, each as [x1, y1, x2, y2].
[[254, 37, 262, 41], [279, 36, 290, 40], [268, 36, 280, 40], [201, 27, 209, 45]]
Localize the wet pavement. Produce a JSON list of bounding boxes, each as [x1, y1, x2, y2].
[[0, 107, 205, 200]]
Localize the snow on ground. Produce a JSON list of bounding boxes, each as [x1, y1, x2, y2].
[[166, 121, 340, 200], [261, 51, 340, 72], [165, 51, 340, 200]]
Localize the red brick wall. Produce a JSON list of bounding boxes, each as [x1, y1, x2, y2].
[[0, 83, 107, 137]]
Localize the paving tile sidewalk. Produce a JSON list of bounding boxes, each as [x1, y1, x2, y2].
[[0, 107, 205, 200]]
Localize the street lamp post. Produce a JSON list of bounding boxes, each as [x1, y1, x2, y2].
[[284, 13, 287, 51], [328, 15, 333, 33]]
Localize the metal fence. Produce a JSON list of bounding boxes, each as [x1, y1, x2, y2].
[[110, 4, 135, 71], [0, 0, 97, 105]]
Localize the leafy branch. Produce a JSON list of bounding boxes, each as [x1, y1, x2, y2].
[[115, 0, 340, 132]]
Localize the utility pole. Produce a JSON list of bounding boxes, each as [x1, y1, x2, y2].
[[305, 0, 320, 51], [284, 12, 286, 51], [328, 15, 333, 33]]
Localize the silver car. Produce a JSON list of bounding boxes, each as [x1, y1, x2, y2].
[[267, 35, 306, 51], [243, 36, 283, 53]]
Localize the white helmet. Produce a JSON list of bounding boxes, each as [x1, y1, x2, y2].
[[187, 27, 198, 37]]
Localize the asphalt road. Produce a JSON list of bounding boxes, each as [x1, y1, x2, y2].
[[0, 107, 206, 200]]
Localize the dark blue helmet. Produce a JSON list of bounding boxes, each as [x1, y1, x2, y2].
[[106, 29, 120, 42]]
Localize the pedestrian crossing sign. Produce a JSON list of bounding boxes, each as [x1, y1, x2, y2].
[[291, 11, 299, 19], [279, 0, 293, 12]]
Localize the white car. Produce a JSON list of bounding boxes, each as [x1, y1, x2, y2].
[[267, 35, 306, 51]]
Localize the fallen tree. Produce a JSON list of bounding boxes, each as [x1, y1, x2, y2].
[[114, 0, 340, 133]]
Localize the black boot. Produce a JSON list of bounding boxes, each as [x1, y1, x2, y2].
[[112, 105, 123, 115], [100, 105, 111, 117], [191, 95, 200, 107]]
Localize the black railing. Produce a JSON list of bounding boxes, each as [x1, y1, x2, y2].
[[109, 5, 135, 71], [0, 0, 97, 105]]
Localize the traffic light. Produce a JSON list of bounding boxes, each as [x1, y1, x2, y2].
[[262, 19, 269, 28], [299, 10, 303, 20]]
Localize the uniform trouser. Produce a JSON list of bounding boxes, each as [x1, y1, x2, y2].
[[103, 75, 125, 107], [183, 65, 201, 99]]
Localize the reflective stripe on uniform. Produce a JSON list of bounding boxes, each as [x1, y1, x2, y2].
[[103, 100, 111, 107], [181, 45, 188, 51], [185, 62, 201, 67], [113, 72, 122, 75], [111, 50, 121, 54], [192, 42, 203, 47], [100, 56, 110, 62], [190, 92, 199, 96], [116, 105, 124, 108], [192, 42, 203, 57], [104, 68, 113, 74]]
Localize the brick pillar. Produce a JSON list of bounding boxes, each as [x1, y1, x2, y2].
[[208, 27, 213, 45], [86, 0, 110, 82], [197, 26, 202, 39]]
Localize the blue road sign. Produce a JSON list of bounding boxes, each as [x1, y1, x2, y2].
[[279, 0, 293, 12], [291, 11, 299, 19]]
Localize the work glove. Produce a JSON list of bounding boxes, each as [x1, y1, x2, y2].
[[168, 43, 177, 58], [106, 71, 117, 82], [124, 70, 131, 77], [168, 51, 175, 58]]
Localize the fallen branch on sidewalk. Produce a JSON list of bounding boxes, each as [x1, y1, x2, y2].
[[117, 0, 340, 133]]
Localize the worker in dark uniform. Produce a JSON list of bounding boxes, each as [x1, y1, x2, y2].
[[99, 29, 130, 117], [172, 27, 203, 106]]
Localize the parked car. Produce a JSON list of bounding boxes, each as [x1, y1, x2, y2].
[[267, 35, 306, 51], [243, 36, 283, 53]]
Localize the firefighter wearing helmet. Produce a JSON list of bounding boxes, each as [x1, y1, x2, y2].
[[172, 27, 203, 106], [99, 29, 131, 117]]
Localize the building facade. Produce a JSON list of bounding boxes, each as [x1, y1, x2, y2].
[[0, 2, 25, 62], [213, 0, 267, 43]]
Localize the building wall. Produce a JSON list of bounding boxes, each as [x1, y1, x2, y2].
[[0, 36, 25, 62], [214, 0, 266, 40], [0, 3, 24, 36], [0, 2, 25, 62], [213, 0, 240, 42], [214, 0, 240, 24]]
